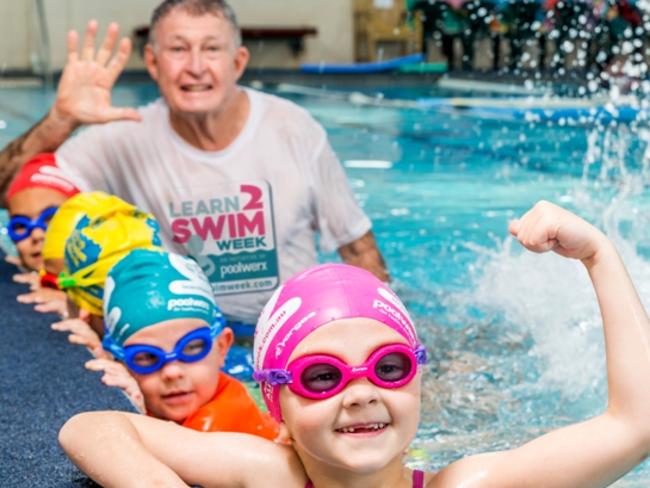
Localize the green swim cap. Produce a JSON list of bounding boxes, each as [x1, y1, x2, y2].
[[103, 249, 221, 346]]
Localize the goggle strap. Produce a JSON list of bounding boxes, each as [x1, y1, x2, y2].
[[414, 344, 428, 365], [101, 335, 125, 360], [209, 313, 226, 338], [58, 266, 105, 289], [58, 273, 78, 289], [39, 271, 60, 290], [253, 369, 293, 385]]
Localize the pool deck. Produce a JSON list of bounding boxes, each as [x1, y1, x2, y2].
[[0, 256, 135, 487]]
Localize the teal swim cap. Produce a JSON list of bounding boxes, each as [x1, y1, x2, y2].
[[103, 249, 221, 346]]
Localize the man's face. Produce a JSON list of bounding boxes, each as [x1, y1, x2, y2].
[[145, 8, 249, 116]]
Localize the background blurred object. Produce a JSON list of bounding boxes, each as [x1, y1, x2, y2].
[[354, 0, 423, 61], [0, 1, 649, 89], [410, 0, 500, 69], [0, 0, 355, 74]]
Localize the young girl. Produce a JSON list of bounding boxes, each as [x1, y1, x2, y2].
[[59, 201, 650, 487]]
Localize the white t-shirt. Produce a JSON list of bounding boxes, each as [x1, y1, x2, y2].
[[56, 88, 371, 324]]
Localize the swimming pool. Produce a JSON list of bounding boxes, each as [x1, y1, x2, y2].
[[1, 78, 649, 485]]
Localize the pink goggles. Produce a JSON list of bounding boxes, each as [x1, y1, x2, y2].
[[253, 343, 427, 400]]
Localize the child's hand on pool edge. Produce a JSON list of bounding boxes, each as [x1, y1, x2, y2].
[[509, 200, 610, 263], [12, 269, 40, 289], [85, 358, 146, 413], [51, 318, 104, 357]]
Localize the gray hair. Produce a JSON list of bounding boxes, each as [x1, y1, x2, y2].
[[149, 0, 241, 48]]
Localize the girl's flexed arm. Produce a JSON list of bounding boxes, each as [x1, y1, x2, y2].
[[436, 201, 650, 488]]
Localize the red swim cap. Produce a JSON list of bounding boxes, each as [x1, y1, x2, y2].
[[6, 153, 79, 202]]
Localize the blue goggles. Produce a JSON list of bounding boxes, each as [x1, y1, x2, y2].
[[102, 319, 224, 375], [8, 206, 58, 242]]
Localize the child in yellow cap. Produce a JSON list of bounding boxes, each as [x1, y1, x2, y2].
[[17, 191, 127, 318], [56, 196, 162, 339], [41, 192, 131, 286]]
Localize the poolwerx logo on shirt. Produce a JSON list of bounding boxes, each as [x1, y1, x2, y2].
[[166, 181, 280, 296]]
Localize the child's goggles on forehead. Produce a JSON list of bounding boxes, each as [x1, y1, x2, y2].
[[7, 206, 58, 242], [102, 317, 224, 375], [254, 343, 427, 400]]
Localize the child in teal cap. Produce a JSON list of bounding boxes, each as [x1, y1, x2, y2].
[[92, 248, 278, 438]]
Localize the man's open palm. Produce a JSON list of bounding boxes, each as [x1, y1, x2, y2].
[[53, 20, 141, 126]]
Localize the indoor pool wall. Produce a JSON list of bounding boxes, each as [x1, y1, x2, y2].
[[1, 79, 649, 485]]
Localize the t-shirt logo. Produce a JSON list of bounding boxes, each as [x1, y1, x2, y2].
[[167, 181, 279, 295]]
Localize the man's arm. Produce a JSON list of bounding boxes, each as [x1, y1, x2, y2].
[[337, 230, 389, 282], [0, 20, 139, 202], [0, 111, 77, 200]]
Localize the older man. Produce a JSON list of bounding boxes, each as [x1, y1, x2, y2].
[[0, 0, 387, 328]]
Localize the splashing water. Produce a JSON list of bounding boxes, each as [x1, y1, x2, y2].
[[409, 120, 650, 483]]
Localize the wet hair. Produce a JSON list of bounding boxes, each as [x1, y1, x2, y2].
[[149, 0, 241, 48]]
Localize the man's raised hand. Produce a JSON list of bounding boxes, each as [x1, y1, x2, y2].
[[51, 20, 142, 128]]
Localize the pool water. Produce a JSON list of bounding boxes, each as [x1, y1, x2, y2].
[[1, 79, 649, 485]]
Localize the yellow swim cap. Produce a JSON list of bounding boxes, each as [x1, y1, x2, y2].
[[59, 202, 162, 316], [42, 191, 140, 261]]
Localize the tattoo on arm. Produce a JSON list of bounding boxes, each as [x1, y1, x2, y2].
[[0, 122, 40, 198], [0, 114, 71, 203]]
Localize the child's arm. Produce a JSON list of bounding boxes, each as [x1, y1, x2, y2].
[[435, 201, 650, 488], [59, 411, 304, 487]]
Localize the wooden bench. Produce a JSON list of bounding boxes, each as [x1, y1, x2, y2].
[[133, 25, 318, 57], [242, 27, 317, 56]]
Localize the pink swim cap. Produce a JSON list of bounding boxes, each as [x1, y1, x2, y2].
[[253, 263, 420, 421]]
